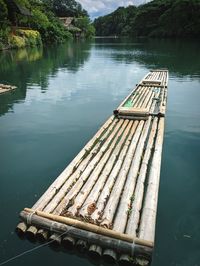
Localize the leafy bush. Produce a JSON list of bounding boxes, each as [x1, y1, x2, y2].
[[17, 29, 42, 46], [9, 35, 26, 48], [8, 30, 42, 49]]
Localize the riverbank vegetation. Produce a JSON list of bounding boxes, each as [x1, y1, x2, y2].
[[94, 0, 200, 38], [0, 0, 95, 50]]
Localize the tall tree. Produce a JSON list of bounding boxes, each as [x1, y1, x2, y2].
[[51, 0, 88, 17]]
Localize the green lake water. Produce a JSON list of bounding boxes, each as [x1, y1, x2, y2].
[[0, 38, 200, 266]]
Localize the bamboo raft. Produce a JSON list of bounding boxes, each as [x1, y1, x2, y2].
[[16, 70, 168, 265], [0, 84, 16, 94]]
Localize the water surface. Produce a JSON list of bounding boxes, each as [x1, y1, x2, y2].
[[0, 38, 200, 266]]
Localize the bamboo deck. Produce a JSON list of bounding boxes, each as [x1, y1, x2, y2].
[[0, 84, 16, 94], [17, 70, 168, 265]]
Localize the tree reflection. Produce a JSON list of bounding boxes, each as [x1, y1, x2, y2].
[[0, 40, 92, 116], [94, 38, 200, 78]]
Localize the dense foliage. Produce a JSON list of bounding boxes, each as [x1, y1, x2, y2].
[[49, 0, 88, 17], [0, 0, 95, 49], [94, 6, 137, 36], [94, 0, 200, 38]]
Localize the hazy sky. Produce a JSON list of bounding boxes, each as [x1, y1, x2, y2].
[[78, 0, 150, 19]]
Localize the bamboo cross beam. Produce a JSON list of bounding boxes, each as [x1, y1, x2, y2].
[[23, 208, 154, 248], [20, 210, 153, 260]]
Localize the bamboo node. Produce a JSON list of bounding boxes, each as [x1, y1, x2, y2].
[[26, 212, 36, 225]]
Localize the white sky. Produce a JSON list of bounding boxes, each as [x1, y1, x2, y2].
[[77, 0, 150, 19]]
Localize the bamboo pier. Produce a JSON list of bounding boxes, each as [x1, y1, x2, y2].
[[0, 84, 16, 94], [17, 70, 168, 265]]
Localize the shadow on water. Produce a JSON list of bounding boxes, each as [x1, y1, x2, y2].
[[0, 40, 92, 116]]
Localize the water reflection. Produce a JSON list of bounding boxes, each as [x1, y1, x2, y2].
[[94, 38, 200, 78], [0, 41, 92, 116]]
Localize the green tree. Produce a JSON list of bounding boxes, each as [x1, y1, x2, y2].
[[51, 0, 88, 17], [75, 16, 95, 37]]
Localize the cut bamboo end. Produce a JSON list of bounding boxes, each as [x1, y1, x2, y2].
[[76, 239, 88, 253], [88, 245, 102, 261], [15, 222, 27, 237], [119, 254, 133, 266], [25, 226, 37, 241], [49, 233, 62, 249], [135, 258, 150, 266], [36, 229, 49, 242], [103, 249, 117, 264], [62, 236, 76, 250]]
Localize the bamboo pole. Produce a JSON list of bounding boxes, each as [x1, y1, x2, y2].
[[129, 86, 145, 106], [32, 116, 115, 211], [117, 107, 149, 117], [137, 88, 150, 108], [139, 118, 165, 242], [78, 121, 138, 219], [130, 86, 142, 104], [119, 118, 158, 265], [20, 210, 153, 258], [117, 69, 152, 110], [101, 117, 152, 229], [91, 121, 144, 223], [43, 119, 124, 214], [126, 117, 158, 236], [51, 119, 126, 215], [23, 208, 153, 247], [134, 87, 148, 107], [67, 120, 133, 217], [75, 121, 133, 263], [141, 89, 154, 110]]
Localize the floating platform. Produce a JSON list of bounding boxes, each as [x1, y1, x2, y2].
[[0, 84, 16, 94], [17, 70, 168, 265]]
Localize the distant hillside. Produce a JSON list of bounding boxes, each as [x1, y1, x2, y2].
[[94, 0, 200, 38]]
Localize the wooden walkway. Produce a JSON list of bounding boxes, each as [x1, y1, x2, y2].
[[17, 70, 168, 265]]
